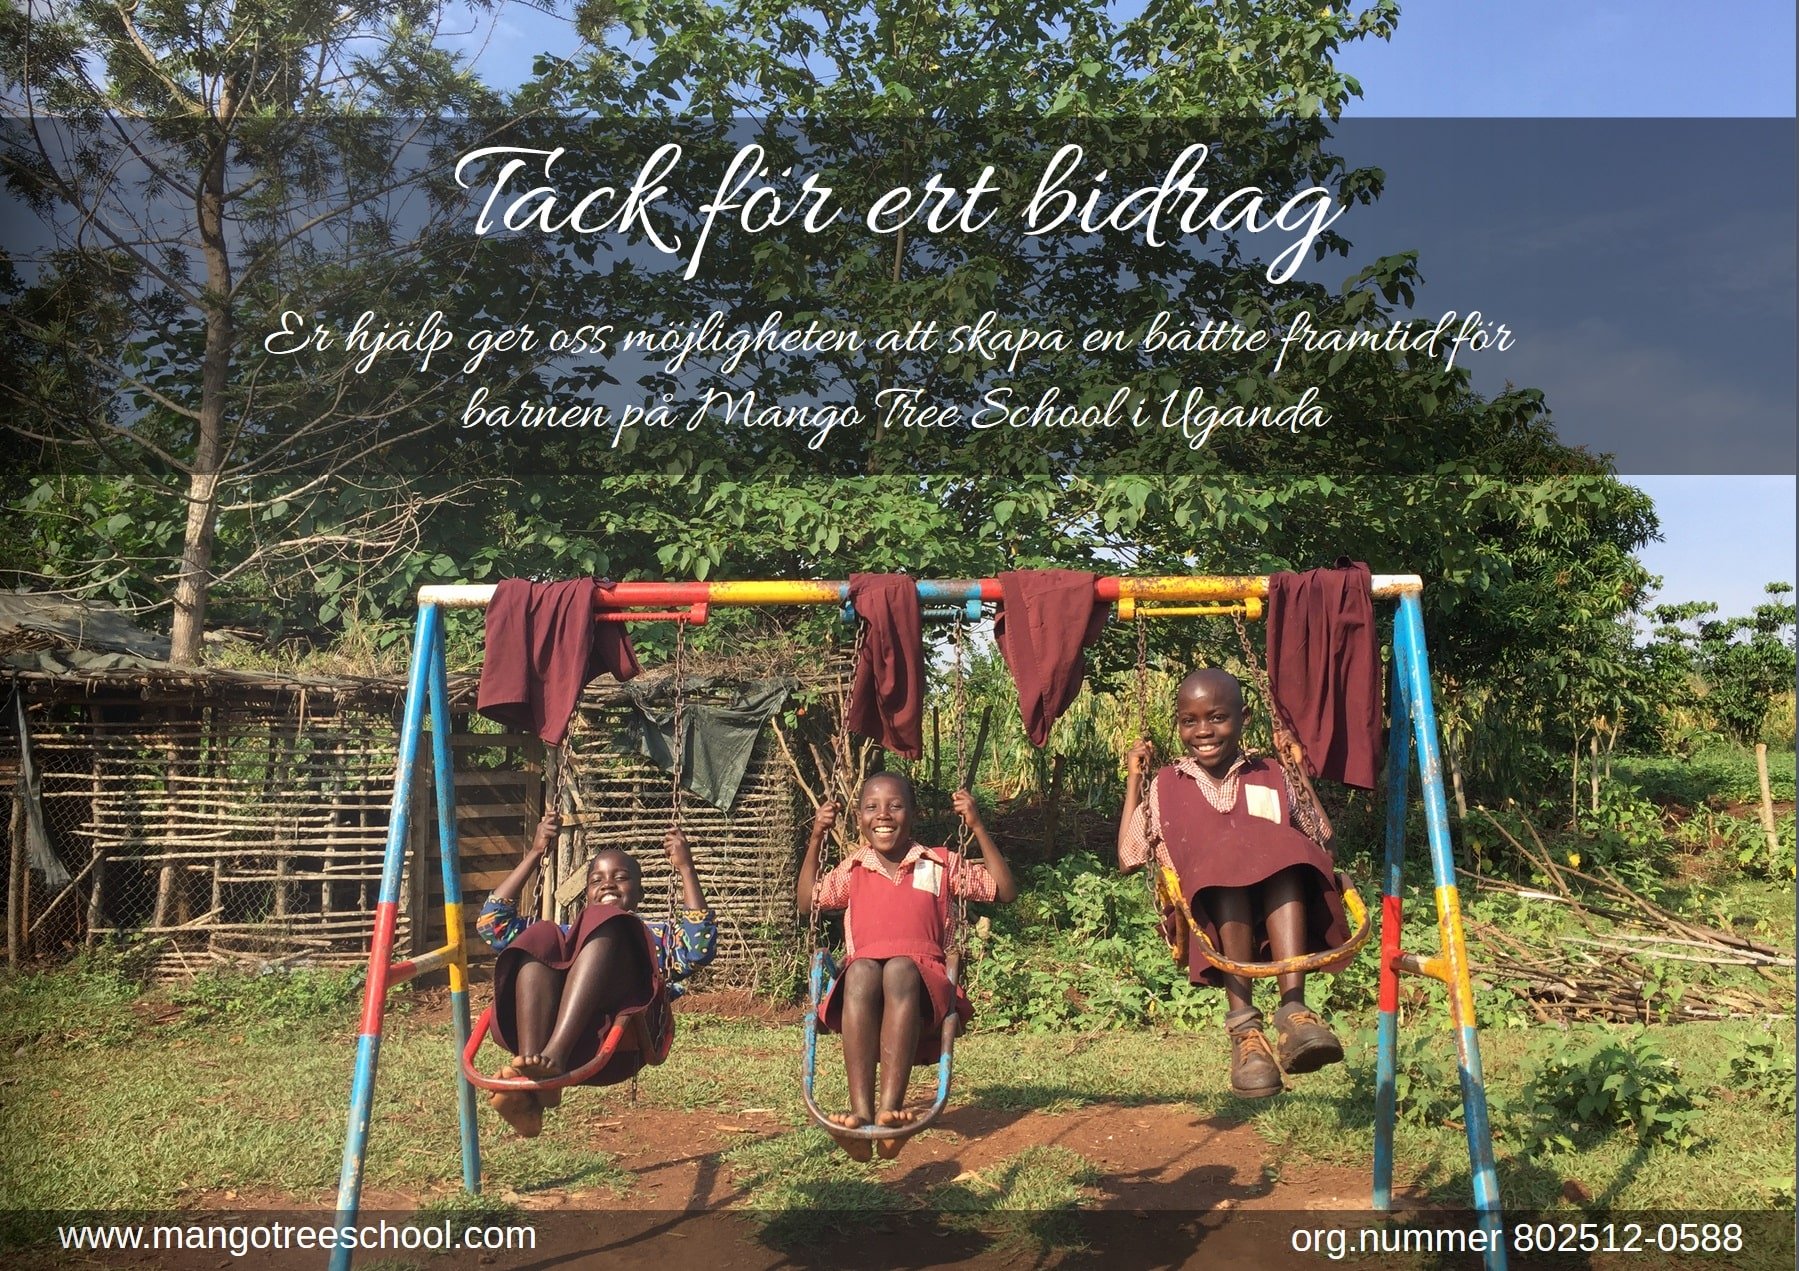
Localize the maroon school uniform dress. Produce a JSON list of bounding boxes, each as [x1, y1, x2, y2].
[[490, 904, 670, 1087], [814, 844, 993, 1066], [1153, 756, 1350, 987]]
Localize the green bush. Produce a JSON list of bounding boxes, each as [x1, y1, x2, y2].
[[1575, 784, 1672, 890], [969, 852, 1221, 1032], [1745, 812, 1798, 881], [1614, 746, 1796, 810], [1343, 1028, 1462, 1128], [1726, 1035, 1797, 1118], [1512, 1033, 1705, 1154]]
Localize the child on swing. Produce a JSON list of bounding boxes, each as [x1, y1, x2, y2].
[[477, 812, 716, 1136], [1118, 668, 1348, 1099], [797, 773, 1018, 1160]]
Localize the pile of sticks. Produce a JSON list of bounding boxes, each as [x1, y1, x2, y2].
[[1462, 808, 1794, 1023]]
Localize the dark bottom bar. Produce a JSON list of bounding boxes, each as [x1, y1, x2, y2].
[[7, 1209, 1793, 1271]]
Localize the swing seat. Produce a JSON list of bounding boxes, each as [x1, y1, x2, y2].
[[799, 949, 961, 1143], [462, 996, 673, 1095], [1179, 869, 1373, 979]]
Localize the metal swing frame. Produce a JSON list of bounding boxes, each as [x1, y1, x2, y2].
[[332, 572, 1501, 1271]]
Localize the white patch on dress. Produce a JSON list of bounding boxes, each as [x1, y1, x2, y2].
[[1244, 784, 1283, 824], [913, 858, 943, 895]]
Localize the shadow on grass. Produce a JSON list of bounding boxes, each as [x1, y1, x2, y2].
[[962, 1081, 1197, 1113], [752, 1184, 992, 1265]]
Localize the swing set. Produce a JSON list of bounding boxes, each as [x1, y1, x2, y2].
[[332, 573, 1504, 1271]]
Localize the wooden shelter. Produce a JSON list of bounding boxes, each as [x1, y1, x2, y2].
[[3, 596, 841, 986]]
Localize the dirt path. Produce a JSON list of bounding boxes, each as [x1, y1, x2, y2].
[[495, 1102, 1380, 1216]]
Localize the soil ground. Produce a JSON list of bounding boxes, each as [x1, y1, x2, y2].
[[93, 1104, 1418, 1271], [52, 986, 1437, 1271]]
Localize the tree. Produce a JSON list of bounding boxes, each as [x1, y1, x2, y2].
[[435, 0, 1656, 749], [1649, 583, 1797, 747], [1, 0, 523, 660]]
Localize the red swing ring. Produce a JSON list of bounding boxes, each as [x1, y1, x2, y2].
[[462, 999, 673, 1095]]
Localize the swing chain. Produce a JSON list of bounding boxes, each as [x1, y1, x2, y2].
[[950, 615, 972, 953], [1232, 607, 1331, 849], [833, 618, 869, 815], [669, 619, 688, 829], [1131, 615, 1162, 914], [542, 744, 562, 922], [667, 618, 687, 924], [1133, 614, 1151, 745], [806, 617, 865, 962]]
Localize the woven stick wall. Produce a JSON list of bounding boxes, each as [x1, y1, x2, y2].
[[5, 677, 414, 981], [552, 648, 853, 994], [6, 643, 854, 989]]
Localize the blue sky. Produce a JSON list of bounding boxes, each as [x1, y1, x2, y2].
[[1335, 3, 1796, 118], [1331, 2, 1796, 621], [456, 1, 1797, 621]]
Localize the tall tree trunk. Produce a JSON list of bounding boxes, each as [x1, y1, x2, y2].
[[169, 468, 222, 665], [1445, 737, 1469, 821], [1570, 738, 1580, 827], [1589, 734, 1600, 813], [168, 115, 236, 665]]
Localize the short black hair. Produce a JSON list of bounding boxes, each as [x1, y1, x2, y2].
[[586, 848, 642, 879], [858, 771, 917, 807], [1177, 667, 1245, 711]]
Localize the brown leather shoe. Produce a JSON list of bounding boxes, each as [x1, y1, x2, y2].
[[1228, 1024, 1284, 1098], [1274, 1005, 1344, 1075]]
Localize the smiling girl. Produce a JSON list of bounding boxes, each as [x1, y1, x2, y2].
[[1117, 669, 1349, 1100], [797, 774, 1017, 1160], [476, 814, 716, 1136]]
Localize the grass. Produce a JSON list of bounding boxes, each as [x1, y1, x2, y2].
[[1613, 746, 1796, 810], [2, 755, 1793, 1258], [1245, 1019, 1798, 1212], [1, 966, 1792, 1224]]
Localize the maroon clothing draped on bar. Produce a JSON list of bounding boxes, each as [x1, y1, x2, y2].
[[477, 578, 641, 746], [1265, 559, 1381, 790], [491, 903, 669, 1087], [993, 569, 1110, 747], [1156, 758, 1349, 986], [845, 574, 925, 759]]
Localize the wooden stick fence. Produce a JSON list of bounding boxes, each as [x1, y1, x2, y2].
[[7, 647, 853, 985]]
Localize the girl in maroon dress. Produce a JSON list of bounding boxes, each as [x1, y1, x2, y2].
[[477, 815, 716, 1136], [1117, 669, 1348, 1099], [797, 774, 1017, 1160]]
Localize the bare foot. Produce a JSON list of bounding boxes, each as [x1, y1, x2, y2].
[[487, 1064, 543, 1138], [515, 1054, 565, 1110], [875, 1108, 916, 1159], [826, 1111, 873, 1162]]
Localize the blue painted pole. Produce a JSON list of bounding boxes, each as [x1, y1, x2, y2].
[[424, 609, 481, 1194], [332, 603, 438, 1271], [1395, 594, 1505, 1270], [1372, 651, 1413, 1211], [802, 951, 825, 1097]]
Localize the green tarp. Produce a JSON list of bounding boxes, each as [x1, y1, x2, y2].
[[629, 678, 793, 814]]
